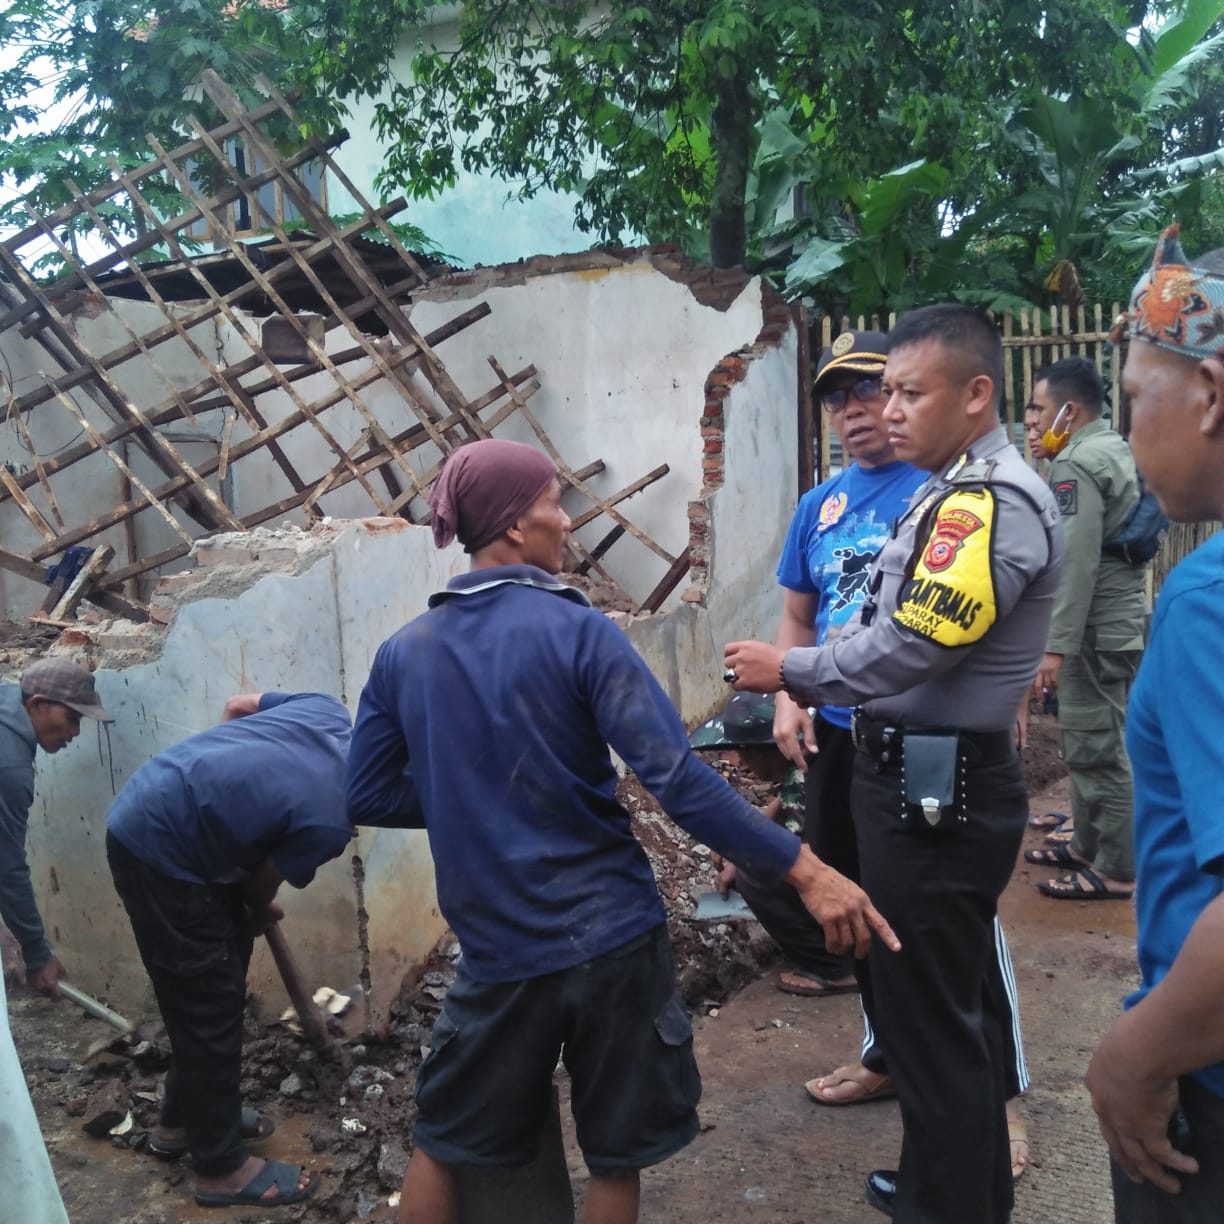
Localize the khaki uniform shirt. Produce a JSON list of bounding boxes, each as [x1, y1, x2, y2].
[[783, 425, 1065, 732], [1045, 419, 1147, 656]]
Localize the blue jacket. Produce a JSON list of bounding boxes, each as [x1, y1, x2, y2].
[[345, 565, 800, 983]]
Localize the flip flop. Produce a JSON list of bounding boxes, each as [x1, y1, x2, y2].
[[804, 1065, 896, 1106], [1024, 845, 1080, 867], [195, 1159, 314, 1208], [776, 968, 859, 997], [149, 1106, 275, 1158], [1038, 866, 1134, 901], [1009, 1112, 1029, 1181], [1044, 826, 1075, 846], [1027, 810, 1069, 831]]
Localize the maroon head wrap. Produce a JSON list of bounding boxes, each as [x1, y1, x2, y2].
[[428, 439, 558, 553]]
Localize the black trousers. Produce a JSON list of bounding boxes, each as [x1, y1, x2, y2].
[[854, 746, 1028, 1224], [106, 832, 254, 1178], [1112, 1077, 1224, 1223], [733, 718, 856, 983]]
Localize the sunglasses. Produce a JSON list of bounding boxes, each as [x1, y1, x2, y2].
[[821, 376, 884, 414]]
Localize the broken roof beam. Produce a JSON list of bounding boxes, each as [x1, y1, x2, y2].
[[0, 265, 239, 533], [200, 72, 483, 437], [146, 137, 435, 508], [3, 201, 416, 421], [0, 297, 489, 509], [31, 361, 542, 564], [566, 465, 670, 533]]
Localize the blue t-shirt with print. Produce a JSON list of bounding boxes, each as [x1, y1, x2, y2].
[[776, 460, 926, 728], [1125, 530, 1224, 1099]]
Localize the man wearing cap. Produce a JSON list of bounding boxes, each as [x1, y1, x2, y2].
[[0, 657, 112, 999], [346, 437, 899, 1224], [105, 690, 353, 1208], [726, 305, 1063, 1222], [1085, 227, 1224, 1221], [1023, 356, 1147, 901]]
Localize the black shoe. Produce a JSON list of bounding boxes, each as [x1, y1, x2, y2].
[[865, 1169, 898, 1216]]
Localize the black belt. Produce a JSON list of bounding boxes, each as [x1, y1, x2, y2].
[[851, 710, 1015, 767]]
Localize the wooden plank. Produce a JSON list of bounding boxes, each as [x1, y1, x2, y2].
[[50, 545, 114, 620], [0, 252, 240, 532], [0, 300, 490, 504], [636, 547, 691, 615], [572, 525, 624, 576], [0, 465, 57, 542], [119, 151, 397, 514], [795, 302, 814, 495], [567, 465, 670, 532]]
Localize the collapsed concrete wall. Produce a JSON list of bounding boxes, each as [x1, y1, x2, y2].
[[7, 257, 800, 1021]]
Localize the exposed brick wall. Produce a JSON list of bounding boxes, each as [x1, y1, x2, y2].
[[683, 285, 795, 607]]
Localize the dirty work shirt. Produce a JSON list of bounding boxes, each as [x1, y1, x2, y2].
[[107, 692, 353, 888], [345, 565, 801, 984], [1125, 530, 1224, 1099], [0, 684, 51, 971], [776, 459, 925, 728]]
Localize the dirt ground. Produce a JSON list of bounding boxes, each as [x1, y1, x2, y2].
[[10, 710, 1133, 1223]]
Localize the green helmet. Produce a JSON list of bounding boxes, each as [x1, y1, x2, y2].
[[689, 692, 777, 749]]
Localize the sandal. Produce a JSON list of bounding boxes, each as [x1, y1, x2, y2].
[[195, 1159, 315, 1208], [1044, 826, 1075, 846], [776, 969, 859, 997], [1027, 810, 1068, 831], [1023, 845, 1080, 868], [149, 1106, 275, 1159], [804, 1064, 896, 1107], [1038, 866, 1134, 901]]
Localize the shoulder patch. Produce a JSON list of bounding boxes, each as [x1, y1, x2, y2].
[[1054, 479, 1077, 516], [892, 489, 998, 647]]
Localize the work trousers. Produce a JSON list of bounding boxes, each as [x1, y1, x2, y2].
[[1060, 634, 1141, 881], [106, 832, 254, 1178], [1112, 1077, 1224, 1223], [854, 746, 1028, 1224], [733, 719, 855, 983]]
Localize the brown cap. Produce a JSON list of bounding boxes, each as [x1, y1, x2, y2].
[[20, 658, 113, 722], [814, 329, 888, 391]]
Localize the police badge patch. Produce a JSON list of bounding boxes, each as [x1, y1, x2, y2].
[[1054, 480, 1077, 515]]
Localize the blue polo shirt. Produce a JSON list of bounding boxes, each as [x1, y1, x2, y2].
[[345, 565, 801, 983], [107, 692, 353, 888], [1126, 530, 1224, 1098], [776, 460, 925, 727]]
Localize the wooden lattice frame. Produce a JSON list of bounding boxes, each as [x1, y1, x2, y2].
[[0, 72, 682, 620]]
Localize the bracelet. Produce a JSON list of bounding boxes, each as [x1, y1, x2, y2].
[[778, 654, 788, 693]]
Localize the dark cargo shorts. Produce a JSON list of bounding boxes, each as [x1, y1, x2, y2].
[[412, 923, 701, 1176]]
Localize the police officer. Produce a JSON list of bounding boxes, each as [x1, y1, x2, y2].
[[725, 304, 1064, 1223], [1024, 357, 1145, 901]]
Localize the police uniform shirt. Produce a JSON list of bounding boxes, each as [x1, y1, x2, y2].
[[782, 425, 1065, 732], [1045, 419, 1146, 657]]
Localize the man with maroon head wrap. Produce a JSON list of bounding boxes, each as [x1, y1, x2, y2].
[[347, 438, 897, 1224]]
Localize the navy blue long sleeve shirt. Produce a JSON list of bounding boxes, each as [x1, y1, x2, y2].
[[345, 565, 800, 983]]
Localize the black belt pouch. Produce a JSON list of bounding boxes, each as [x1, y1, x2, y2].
[[901, 732, 962, 832]]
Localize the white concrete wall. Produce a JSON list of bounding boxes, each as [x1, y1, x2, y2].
[[19, 518, 460, 1021]]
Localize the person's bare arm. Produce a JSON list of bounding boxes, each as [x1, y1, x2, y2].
[[783, 845, 900, 958], [772, 591, 820, 770], [1085, 893, 1224, 1191], [221, 693, 263, 722]]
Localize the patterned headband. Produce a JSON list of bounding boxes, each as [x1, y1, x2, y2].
[[1110, 223, 1224, 360]]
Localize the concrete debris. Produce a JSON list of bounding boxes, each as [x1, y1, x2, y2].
[[341, 1117, 368, 1135], [108, 1111, 134, 1137], [81, 1082, 131, 1137], [278, 1072, 306, 1097]]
